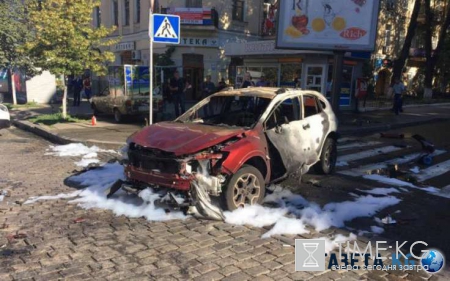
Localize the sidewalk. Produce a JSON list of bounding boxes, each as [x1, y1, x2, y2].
[[10, 101, 450, 149]]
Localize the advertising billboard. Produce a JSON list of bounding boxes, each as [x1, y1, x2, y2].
[[276, 0, 380, 51]]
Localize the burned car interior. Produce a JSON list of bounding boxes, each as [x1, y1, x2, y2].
[[178, 95, 272, 128]]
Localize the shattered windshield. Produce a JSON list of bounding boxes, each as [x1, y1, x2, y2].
[[177, 95, 273, 128]]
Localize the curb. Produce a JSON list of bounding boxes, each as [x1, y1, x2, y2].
[[12, 120, 125, 150], [338, 117, 448, 136]]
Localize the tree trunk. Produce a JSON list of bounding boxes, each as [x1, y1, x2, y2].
[[10, 69, 17, 105], [62, 75, 67, 119], [391, 0, 422, 85], [424, 0, 433, 99], [424, 1, 450, 98]]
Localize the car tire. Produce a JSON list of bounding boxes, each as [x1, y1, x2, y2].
[[314, 137, 337, 175], [114, 108, 122, 123], [223, 164, 266, 211]]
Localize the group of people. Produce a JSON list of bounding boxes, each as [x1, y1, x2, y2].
[[71, 75, 92, 107], [164, 71, 229, 117]]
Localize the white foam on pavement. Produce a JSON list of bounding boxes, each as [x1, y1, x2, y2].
[[370, 225, 384, 234], [24, 191, 81, 204], [46, 143, 116, 167]]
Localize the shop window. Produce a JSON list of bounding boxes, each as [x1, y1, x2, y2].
[[134, 0, 140, 23], [124, 0, 130, 26], [303, 95, 320, 118], [112, 0, 118, 26], [186, 0, 202, 8], [233, 0, 245, 22]]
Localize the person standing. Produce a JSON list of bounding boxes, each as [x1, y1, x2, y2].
[[83, 75, 92, 102], [201, 75, 216, 116], [72, 76, 83, 107], [169, 71, 185, 117], [256, 75, 269, 87], [392, 78, 405, 115], [240, 72, 254, 88]]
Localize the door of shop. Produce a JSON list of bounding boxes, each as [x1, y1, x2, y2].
[[304, 65, 326, 95], [183, 54, 204, 100]]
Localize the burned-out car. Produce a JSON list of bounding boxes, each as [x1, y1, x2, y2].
[[120, 88, 338, 219]]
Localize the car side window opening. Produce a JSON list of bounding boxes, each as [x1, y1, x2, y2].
[[265, 97, 302, 130], [303, 95, 320, 118]]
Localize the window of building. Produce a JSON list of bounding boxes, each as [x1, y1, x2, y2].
[[124, 0, 130, 26], [232, 0, 245, 22], [112, 0, 118, 26], [134, 0, 140, 23], [186, 0, 202, 8], [94, 6, 101, 28]]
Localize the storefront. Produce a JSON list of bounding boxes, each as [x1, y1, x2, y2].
[[225, 40, 368, 109]]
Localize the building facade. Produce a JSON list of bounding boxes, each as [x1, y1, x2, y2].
[[96, 0, 264, 100]]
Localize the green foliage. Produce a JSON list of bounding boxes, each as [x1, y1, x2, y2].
[[24, 0, 117, 77], [0, 0, 37, 74], [155, 46, 175, 66], [5, 101, 42, 109], [29, 113, 87, 125]]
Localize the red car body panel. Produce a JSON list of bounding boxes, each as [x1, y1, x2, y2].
[[129, 122, 246, 156], [125, 165, 193, 191]]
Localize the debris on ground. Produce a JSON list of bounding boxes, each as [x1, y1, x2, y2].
[[380, 215, 397, 225], [412, 134, 435, 154], [73, 217, 85, 223]]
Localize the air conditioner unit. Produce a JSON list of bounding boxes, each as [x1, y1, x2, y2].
[[132, 50, 141, 60]]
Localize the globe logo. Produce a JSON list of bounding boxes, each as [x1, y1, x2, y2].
[[421, 249, 445, 273]]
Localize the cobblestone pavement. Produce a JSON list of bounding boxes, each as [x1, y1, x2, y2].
[[1, 127, 449, 281]]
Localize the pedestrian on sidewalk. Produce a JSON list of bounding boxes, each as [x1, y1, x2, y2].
[[256, 75, 269, 87], [240, 72, 254, 88], [83, 75, 92, 103], [169, 71, 185, 117], [200, 75, 215, 116], [72, 76, 83, 107], [392, 78, 405, 115]]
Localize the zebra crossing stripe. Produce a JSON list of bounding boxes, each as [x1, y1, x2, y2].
[[337, 141, 382, 151], [337, 146, 404, 164], [415, 159, 450, 182], [339, 150, 446, 177]]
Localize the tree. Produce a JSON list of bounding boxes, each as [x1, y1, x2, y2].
[[391, 0, 422, 84], [0, 0, 36, 104], [24, 0, 117, 118], [423, 0, 450, 98]]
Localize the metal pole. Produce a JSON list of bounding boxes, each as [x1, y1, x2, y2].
[[331, 51, 344, 115], [149, 8, 153, 125]]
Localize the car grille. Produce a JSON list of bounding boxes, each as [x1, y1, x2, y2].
[[128, 145, 180, 174]]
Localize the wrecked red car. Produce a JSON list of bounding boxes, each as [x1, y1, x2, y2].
[[120, 87, 338, 219]]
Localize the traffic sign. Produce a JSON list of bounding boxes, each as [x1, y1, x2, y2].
[[151, 14, 180, 44]]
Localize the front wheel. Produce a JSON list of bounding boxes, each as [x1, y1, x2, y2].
[[314, 137, 337, 175], [222, 165, 266, 211]]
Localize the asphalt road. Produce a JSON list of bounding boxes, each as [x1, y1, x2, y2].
[[1, 125, 450, 280]]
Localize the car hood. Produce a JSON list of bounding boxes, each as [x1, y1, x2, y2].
[[130, 122, 245, 155]]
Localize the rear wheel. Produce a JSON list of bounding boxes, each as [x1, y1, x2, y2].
[[223, 165, 266, 211], [314, 137, 337, 175]]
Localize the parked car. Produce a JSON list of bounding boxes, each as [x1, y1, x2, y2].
[[0, 104, 11, 129], [120, 87, 338, 219], [91, 86, 164, 123]]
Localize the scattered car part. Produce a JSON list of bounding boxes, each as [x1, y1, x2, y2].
[[412, 134, 435, 154], [190, 181, 225, 220], [106, 179, 124, 199]]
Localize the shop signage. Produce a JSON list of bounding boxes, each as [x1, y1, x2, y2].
[[171, 7, 212, 25], [180, 37, 218, 47], [276, 0, 380, 51], [114, 42, 135, 51]]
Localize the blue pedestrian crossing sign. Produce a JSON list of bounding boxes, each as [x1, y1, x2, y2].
[[151, 14, 180, 44]]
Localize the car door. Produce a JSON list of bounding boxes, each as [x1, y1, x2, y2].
[[302, 94, 329, 160], [264, 95, 316, 175]]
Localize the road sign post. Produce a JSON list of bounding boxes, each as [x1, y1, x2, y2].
[[148, 13, 180, 125]]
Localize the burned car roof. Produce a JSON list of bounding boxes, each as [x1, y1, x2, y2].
[[211, 87, 326, 100]]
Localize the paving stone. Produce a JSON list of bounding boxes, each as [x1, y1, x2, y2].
[[193, 270, 224, 281], [194, 263, 220, 274], [222, 271, 252, 281], [245, 265, 271, 277], [219, 265, 240, 276]]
